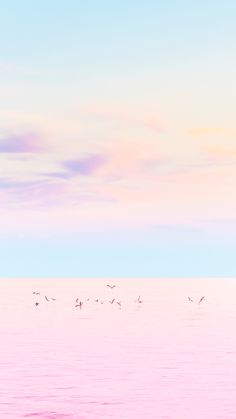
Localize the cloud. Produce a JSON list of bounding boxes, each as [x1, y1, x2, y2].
[[43, 171, 72, 180], [63, 154, 107, 176], [187, 127, 229, 136], [153, 223, 203, 234], [204, 145, 236, 160], [200, 218, 236, 227], [0, 60, 42, 77], [0, 177, 66, 208], [80, 104, 164, 132], [0, 133, 43, 153]]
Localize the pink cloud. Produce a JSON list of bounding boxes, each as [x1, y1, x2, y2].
[[203, 145, 236, 161], [80, 104, 164, 132], [187, 127, 227, 136], [63, 154, 107, 176], [0, 177, 67, 209], [0, 133, 43, 153]]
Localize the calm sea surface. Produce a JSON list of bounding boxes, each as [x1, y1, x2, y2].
[[0, 277, 236, 419]]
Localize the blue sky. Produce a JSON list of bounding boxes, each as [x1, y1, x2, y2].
[[0, 1, 236, 277]]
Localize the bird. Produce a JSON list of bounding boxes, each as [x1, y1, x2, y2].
[[33, 292, 40, 295], [198, 296, 205, 305], [188, 296, 194, 302], [35, 302, 39, 307], [51, 298, 56, 301], [75, 301, 83, 309], [107, 284, 116, 289], [94, 299, 99, 303], [135, 296, 142, 303], [109, 299, 115, 304], [75, 298, 79, 303], [117, 301, 122, 308], [45, 296, 50, 302]]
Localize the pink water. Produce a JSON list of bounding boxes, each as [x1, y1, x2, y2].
[[0, 278, 236, 419]]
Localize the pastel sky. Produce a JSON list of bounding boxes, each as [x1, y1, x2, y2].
[[0, 1, 236, 277]]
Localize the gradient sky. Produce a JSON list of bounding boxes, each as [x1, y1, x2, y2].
[[0, 1, 236, 277]]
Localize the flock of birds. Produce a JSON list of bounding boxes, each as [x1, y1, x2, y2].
[[188, 296, 205, 304], [32, 284, 206, 309], [32, 284, 144, 309]]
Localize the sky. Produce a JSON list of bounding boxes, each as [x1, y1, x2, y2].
[[0, 0, 236, 277]]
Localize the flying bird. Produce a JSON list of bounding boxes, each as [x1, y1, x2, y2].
[[135, 296, 142, 303], [35, 302, 39, 307], [45, 296, 50, 302], [198, 296, 205, 304], [107, 284, 116, 289], [109, 299, 115, 304], [33, 292, 40, 295], [75, 301, 83, 309], [188, 296, 194, 302]]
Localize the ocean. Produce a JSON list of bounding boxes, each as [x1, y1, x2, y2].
[[0, 277, 236, 419]]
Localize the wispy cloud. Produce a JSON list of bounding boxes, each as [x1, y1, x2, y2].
[[63, 154, 107, 176], [80, 104, 164, 132], [187, 127, 230, 136], [0, 60, 43, 77], [0, 133, 43, 153], [0, 176, 66, 208], [43, 171, 72, 180], [203, 145, 236, 161], [153, 223, 203, 234]]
